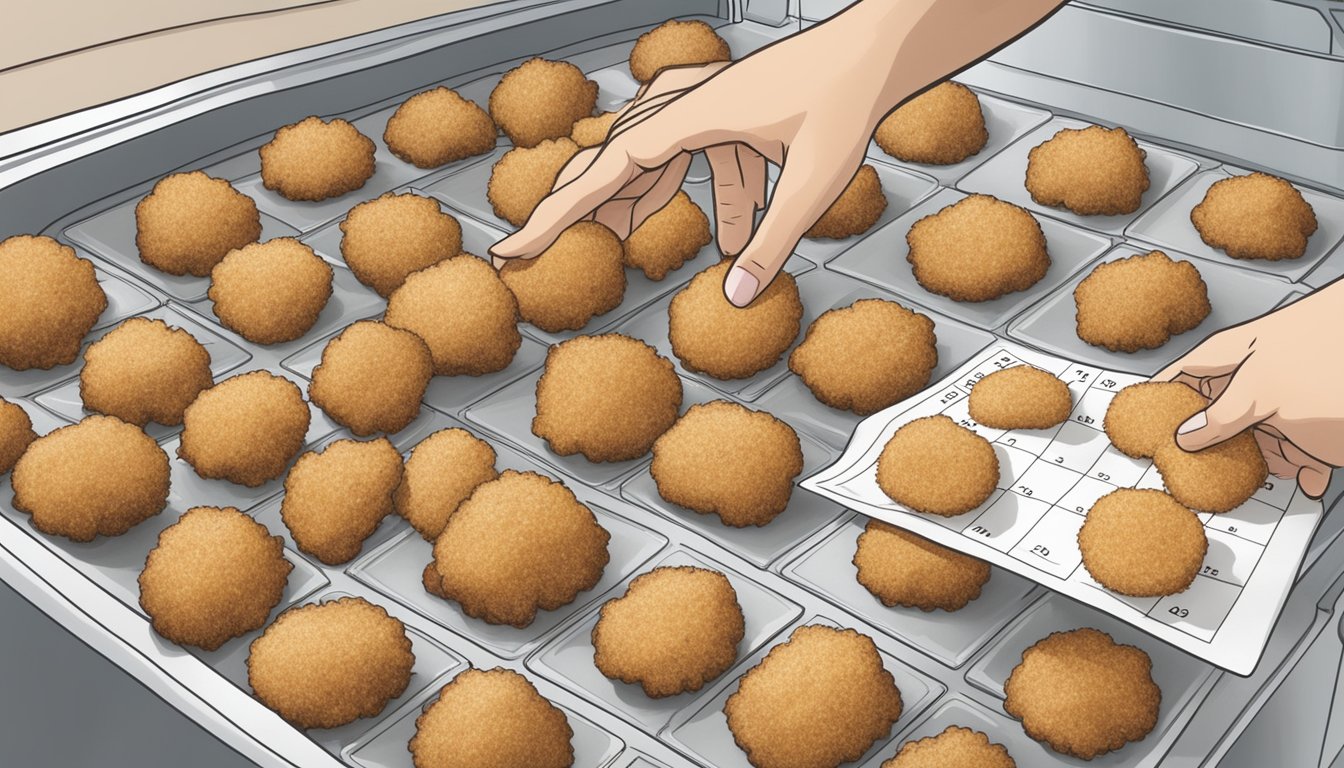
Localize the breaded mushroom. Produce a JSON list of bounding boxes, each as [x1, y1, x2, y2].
[[395, 428, 498, 541], [247, 596, 414, 729], [134, 172, 262, 276], [384, 255, 522, 376], [499, 221, 626, 333], [308, 321, 433, 436], [340, 192, 463, 298], [487, 138, 580, 228], [907, 194, 1050, 302], [0, 235, 108, 371], [805, 164, 887, 239], [968, 365, 1072, 430], [875, 82, 988, 165], [79, 317, 213, 427], [281, 438, 404, 565], [854, 520, 990, 611], [669, 261, 802, 379], [1074, 250, 1211, 353], [12, 415, 170, 542], [0, 398, 36, 475], [533, 334, 683, 463], [884, 726, 1016, 768], [1154, 435, 1268, 514], [384, 86, 497, 169], [877, 415, 1000, 516], [425, 470, 611, 627], [208, 238, 334, 344], [1103, 381, 1206, 459], [1079, 488, 1206, 597], [651, 401, 803, 527], [629, 19, 731, 83], [489, 59, 597, 148], [1191, 172, 1317, 260], [139, 506, 293, 651], [179, 371, 310, 487], [571, 111, 619, 149], [789, 299, 937, 416], [259, 116, 376, 202], [1026, 126, 1150, 216], [410, 668, 574, 768], [623, 190, 712, 280]]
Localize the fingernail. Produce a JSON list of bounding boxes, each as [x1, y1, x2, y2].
[[724, 267, 759, 307], [1177, 411, 1207, 435], [488, 235, 520, 260]]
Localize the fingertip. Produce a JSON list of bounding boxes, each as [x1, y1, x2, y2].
[[1298, 465, 1332, 500], [723, 265, 760, 308]]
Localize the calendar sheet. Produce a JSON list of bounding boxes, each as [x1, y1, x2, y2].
[[801, 341, 1323, 675]]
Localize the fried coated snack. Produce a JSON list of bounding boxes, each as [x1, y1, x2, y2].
[[623, 190, 713, 280], [789, 299, 937, 416], [395, 428, 498, 541], [883, 726, 1016, 768], [259, 116, 376, 201], [138, 506, 292, 651], [874, 82, 988, 165], [489, 59, 597, 148], [1079, 488, 1206, 597], [426, 470, 611, 627], [0, 235, 108, 371], [134, 172, 262, 277], [1026, 126, 1151, 216], [1191, 172, 1318, 260], [593, 565, 745, 697], [805, 165, 887, 239], [12, 416, 169, 541], [1154, 435, 1268, 514], [487, 138, 580, 228], [669, 261, 802, 379], [208, 238, 334, 344], [651, 401, 803, 527], [968, 365, 1071, 430], [281, 438, 404, 565], [571, 111, 619, 148], [79, 317, 213, 426], [308, 321, 432, 436], [877, 415, 999, 516], [1004, 628, 1160, 760], [629, 19, 731, 83], [499, 221, 626, 333], [533, 334, 683, 462], [247, 596, 414, 729], [385, 255, 522, 375], [410, 668, 574, 768], [1103, 381, 1206, 459], [179, 371, 310, 487], [339, 193, 463, 298], [853, 520, 990, 611], [725, 625, 903, 768], [907, 194, 1050, 302], [384, 86, 497, 168], [0, 398, 36, 475], [1075, 250, 1211, 353]]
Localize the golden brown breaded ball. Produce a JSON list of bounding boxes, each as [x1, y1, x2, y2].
[[1026, 126, 1150, 216], [1103, 381, 1206, 459], [884, 726, 1016, 768], [877, 415, 1000, 516], [593, 565, 745, 697], [907, 194, 1050, 302], [259, 116, 376, 202], [628, 19, 731, 83], [571, 111, 619, 149], [669, 261, 801, 379], [410, 668, 574, 768], [308, 321, 433, 436], [487, 138, 580, 228], [853, 520, 990, 611], [1191, 172, 1318, 260], [384, 86, 497, 169], [874, 82, 988, 165], [281, 438, 404, 565], [425, 470, 611, 627], [209, 238, 333, 344], [533, 334, 683, 463], [134, 172, 262, 277], [489, 59, 597, 148], [384, 255, 521, 376], [395, 428, 498, 541], [0, 398, 36, 475], [650, 401, 803, 527], [805, 164, 887, 239], [725, 625, 903, 768], [499, 222, 626, 333], [79, 317, 213, 427], [623, 190, 713, 280], [968, 365, 1072, 430], [1079, 488, 1206, 597], [12, 416, 169, 542], [1004, 627, 1160, 760], [1154, 434, 1268, 514], [0, 235, 108, 371], [1074, 250, 1211, 353], [138, 506, 293, 651], [247, 596, 414, 729], [339, 193, 463, 298], [179, 371, 310, 487], [789, 299, 937, 416]]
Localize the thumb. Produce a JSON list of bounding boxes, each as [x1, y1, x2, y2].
[[1175, 380, 1269, 452]]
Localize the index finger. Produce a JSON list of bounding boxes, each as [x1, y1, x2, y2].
[[1151, 327, 1252, 382]]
